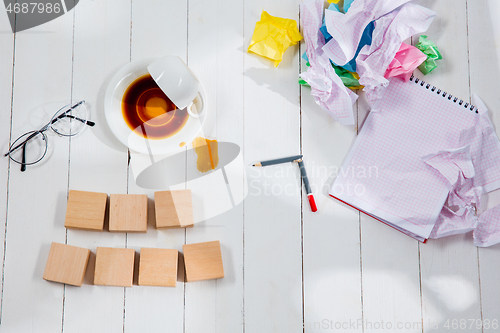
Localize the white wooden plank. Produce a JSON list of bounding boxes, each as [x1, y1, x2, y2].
[[243, 1, 303, 332], [356, 34, 422, 332], [0, 14, 74, 332], [300, 35, 363, 333], [360, 218, 422, 332], [468, 0, 500, 328], [0, 7, 15, 325], [62, 0, 130, 331], [124, 0, 187, 331], [415, 1, 482, 331], [184, 0, 245, 331]]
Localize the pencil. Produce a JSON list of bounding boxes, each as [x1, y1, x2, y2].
[[252, 155, 303, 167]]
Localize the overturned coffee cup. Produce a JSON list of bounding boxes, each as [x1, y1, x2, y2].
[[147, 56, 205, 118]]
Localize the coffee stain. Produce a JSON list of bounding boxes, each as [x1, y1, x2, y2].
[[192, 137, 219, 173]]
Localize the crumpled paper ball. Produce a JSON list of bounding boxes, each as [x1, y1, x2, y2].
[[384, 42, 427, 81], [416, 35, 442, 75], [248, 11, 302, 67]]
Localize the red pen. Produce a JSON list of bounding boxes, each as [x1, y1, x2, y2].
[[298, 159, 317, 212]]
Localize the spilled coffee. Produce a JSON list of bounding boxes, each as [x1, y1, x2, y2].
[[122, 74, 189, 140]]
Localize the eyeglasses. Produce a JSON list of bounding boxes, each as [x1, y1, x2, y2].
[[4, 101, 94, 172]]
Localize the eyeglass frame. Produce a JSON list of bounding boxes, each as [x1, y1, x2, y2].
[[4, 100, 94, 172]]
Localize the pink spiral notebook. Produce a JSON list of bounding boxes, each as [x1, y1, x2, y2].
[[330, 76, 500, 242]]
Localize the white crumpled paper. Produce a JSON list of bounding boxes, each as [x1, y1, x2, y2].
[[356, 3, 436, 104], [424, 146, 481, 238], [322, 0, 413, 65], [423, 95, 500, 246], [300, 0, 357, 125]]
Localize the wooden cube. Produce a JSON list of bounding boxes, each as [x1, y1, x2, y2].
[[43, 242, 90, 287], [138, 248, 178, 287], [183, 241, 224, 282], [64, 190, 108, 231], [109, 194, 148, 232], [94, 247, 135, 287], [154, 190, 194, 229]]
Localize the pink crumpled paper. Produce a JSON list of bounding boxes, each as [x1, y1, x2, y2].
[[384, 42, 427, 81]]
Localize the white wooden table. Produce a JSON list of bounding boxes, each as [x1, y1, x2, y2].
[[1, 0, 500, 332]]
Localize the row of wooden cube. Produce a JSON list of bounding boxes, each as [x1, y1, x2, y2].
[[43, 241, 224, 287], [65, 189, 194, 232]]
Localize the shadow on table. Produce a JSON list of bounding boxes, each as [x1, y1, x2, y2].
[[240, 44, 302, 108]]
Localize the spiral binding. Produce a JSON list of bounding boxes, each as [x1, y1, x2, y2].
[[409, 75, 479, 114]]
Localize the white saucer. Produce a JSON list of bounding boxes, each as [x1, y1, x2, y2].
[[104, 57, 206, 155]]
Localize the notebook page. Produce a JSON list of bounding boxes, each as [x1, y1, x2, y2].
[[330, 78, 479, 239]]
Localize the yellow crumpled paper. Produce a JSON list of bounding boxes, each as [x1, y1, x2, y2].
[[247, 11, 302, 67]]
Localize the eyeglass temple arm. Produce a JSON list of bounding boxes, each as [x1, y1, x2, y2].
[[20, 143, 27, 172], [57, 114, 95, 127]]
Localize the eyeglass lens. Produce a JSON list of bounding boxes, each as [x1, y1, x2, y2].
[[7, 131, 48, 167]]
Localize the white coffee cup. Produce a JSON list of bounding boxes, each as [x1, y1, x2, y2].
[[147, 56, 205, 118]]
